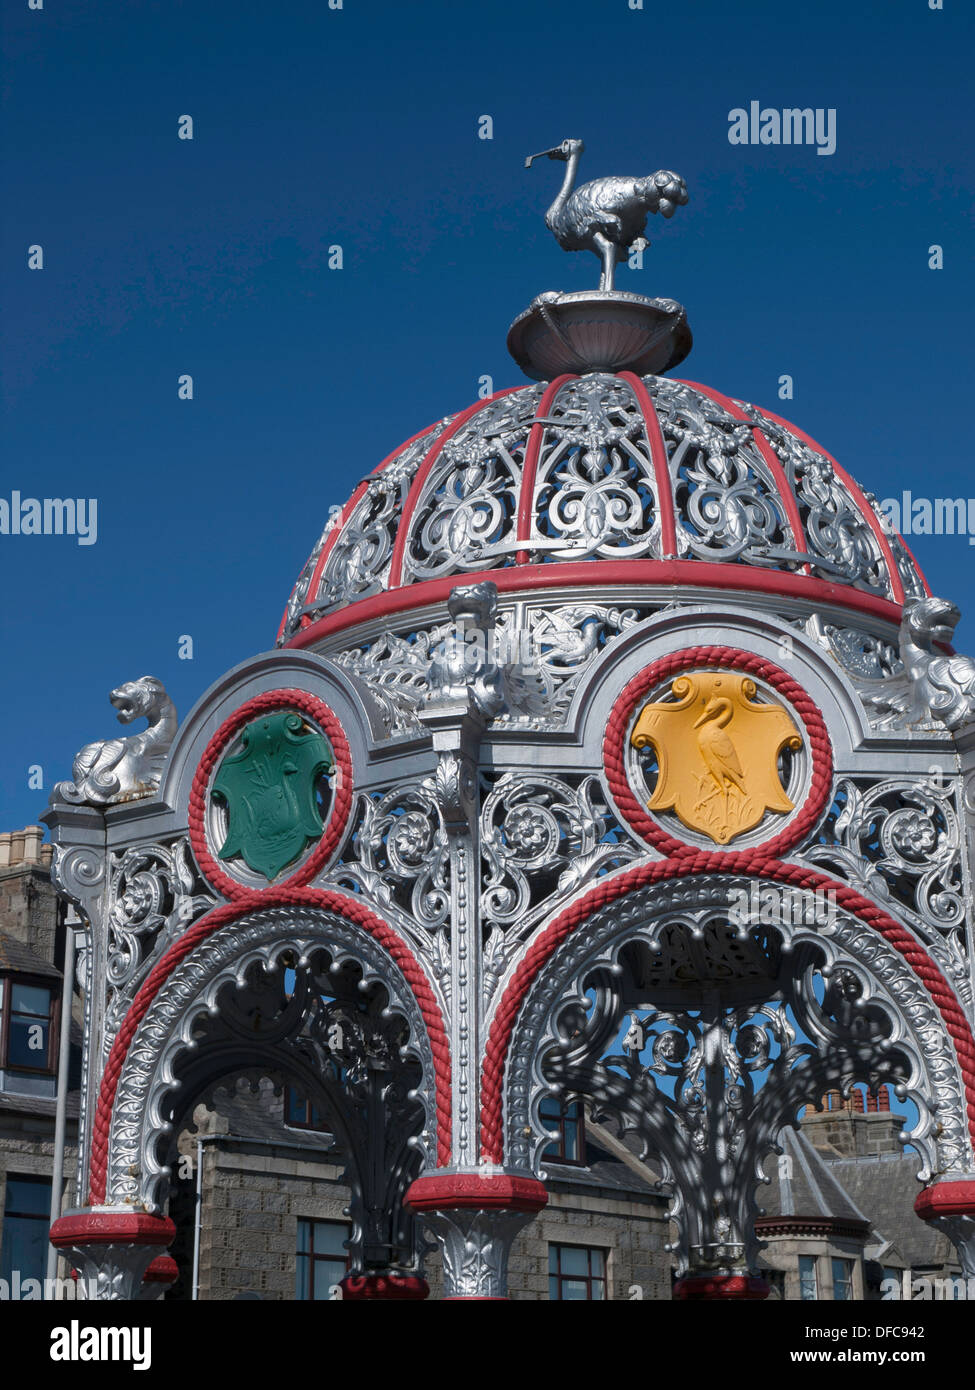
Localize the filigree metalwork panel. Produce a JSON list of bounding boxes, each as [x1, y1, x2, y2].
[[312, 421, 450, 612], [651, 378, 795, 568], [805, 775, 970, 1001], [332, 599, 656, 736], [505, 875, 967, 1200], [325, 785, 451, 990], [480, 772, 643, 996], [108, 905, 438, 1211], [529, 375, 663, 560], [403, 388, 544, 581], [739, 401, 891, 595], [103, 838, 215, 1056]]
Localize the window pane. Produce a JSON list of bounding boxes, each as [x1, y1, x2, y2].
[[6, 1177, 51, 1216], [548, 1245, 559, 1274], [296, 1220, 311, 1255], [548, 1274, 559, 1299], [559, 1246, 589, 1276], [11, 983, 51, 1016], [1, 1177, 51, 1285], [295, 1253, 310, 1300], [312, 1258, 344, 1301], [286, 1089, 306, 1125], [313, 1222, 348, 1258], [8, 1016, 50, 1068], [539, 1097, 561, 1120], [589, 1249, 605, 1277], [561, 1279, 589, 1300]]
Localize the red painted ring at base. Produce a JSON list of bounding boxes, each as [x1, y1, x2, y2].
[[143, 1255, 179, 1285], [914, 1180, 975, 1221], [50, 1212, 176, 1249], [603, 646, 834, 861], [673, 1274, 770, 1301], [405, 1173, 548, 1214], [340, 1274, 430, 1301], [188, 689, 354, 902]]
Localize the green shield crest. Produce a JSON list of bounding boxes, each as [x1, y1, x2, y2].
[[212, 712, 334, 880]]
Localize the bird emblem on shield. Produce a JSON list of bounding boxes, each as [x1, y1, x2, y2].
[[212, 711, 334, 879], [630, 672, 802, 845]]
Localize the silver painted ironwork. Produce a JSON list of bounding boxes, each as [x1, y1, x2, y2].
[[524, 138, 687, 293], [505, 875, 969, 1278], [51, 677, 178, 807], [855, 596, 975, 731]]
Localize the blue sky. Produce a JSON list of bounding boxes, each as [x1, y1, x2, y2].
[[1, 0, 973, 828]]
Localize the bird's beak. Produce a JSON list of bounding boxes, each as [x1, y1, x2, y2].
[[693, 702, 716, 729], [525, 147, 563, 168]]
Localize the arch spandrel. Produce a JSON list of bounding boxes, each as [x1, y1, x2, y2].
[[493, 873, 975, 1275], [101, 901, 443, 1215]]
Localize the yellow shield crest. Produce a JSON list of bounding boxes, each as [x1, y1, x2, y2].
[[630, 672, 802, 845]]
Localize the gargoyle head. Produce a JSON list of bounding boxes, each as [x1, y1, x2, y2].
[[110, 676, 169, 725], [902, 596, 960, 653]]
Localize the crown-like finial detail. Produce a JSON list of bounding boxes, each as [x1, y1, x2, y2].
[[509, 139, 692, 381]]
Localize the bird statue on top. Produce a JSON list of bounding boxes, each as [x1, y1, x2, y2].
[[525, 138, 688, 292]]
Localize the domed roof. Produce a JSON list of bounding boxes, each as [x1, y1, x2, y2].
[[278, 371, 928, 648]]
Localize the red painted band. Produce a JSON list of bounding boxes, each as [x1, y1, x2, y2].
[[88, 888, 452, 1202], [749, 401, 909, 605], [679, 379, 811, 575], [515, 374, 576, 562], [914, 1180, 975, 1221], [284, 559, 906, 651], [603, 646, 833, 862], [50, 1212, 176, 1249], [619, 372, 678, 560], [340, 1274, 431, 1301], [479, 859, 975, 1165], [143, 1255, 180, 1284], [405, 1173, 548, 1214], [388, 388, 526, 588], [287, 418, 448, 641], [188, 690, 353, 902], [673, 1274, 770, 1301]]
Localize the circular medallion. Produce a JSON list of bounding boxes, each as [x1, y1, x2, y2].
[[604, 648, 832, 859], [189, 690, 353, 899]]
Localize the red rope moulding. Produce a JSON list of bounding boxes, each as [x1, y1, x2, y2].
[[479, 863, 975, 1166], [603, 645, 834, 861], [187, 688, 354, 902], [88, 887, 453, 1202]]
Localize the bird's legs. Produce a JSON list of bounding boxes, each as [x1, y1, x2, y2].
[[592, 231, 617, 292]]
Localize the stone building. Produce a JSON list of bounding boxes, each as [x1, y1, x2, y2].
[[0, 827, 79, 1295]]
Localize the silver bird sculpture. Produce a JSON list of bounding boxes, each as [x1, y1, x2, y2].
[[525, 138, 688, 292]]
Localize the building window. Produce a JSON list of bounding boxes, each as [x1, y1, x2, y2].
[[799, 1255, 818, 1300], [284, 1085, 328, 1131], [540, 1096, 584, 1163], [1, 1175, 52, 1285], [832, 1257, 854, 1301], [548, 1244, 607, 1301], [0, 976, 57, 1073], [295, 1219, 349, 1300]]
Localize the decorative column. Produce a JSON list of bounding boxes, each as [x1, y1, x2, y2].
[[139, 1255, 179, 1301], [915, 1180, 975, 1279], [50, 1211, 176, 1301], [410, 585, 548, 1298], [340, 1274, 430, 1301], [405, 1174, 548, 1300]]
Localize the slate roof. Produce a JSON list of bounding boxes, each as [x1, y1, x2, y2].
[[759, 1127, 869, 1226], [0, 931, 61, 979], [827, 1153, 957, 1269]]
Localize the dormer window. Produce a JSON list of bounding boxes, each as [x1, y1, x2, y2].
[[0, 975, 57, 1074], [540, 1096, 585, 1164]]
